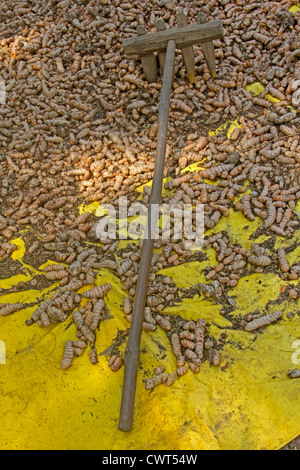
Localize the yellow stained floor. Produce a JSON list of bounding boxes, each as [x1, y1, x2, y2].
[[0, 95, 299, 450]]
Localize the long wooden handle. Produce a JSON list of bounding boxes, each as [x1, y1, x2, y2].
[[118, 40, 176, 432]]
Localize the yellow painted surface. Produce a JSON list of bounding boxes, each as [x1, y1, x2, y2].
[[0, 252, 300, 450], [78, 201, 99, 215], [0, 123, 300, 451], [246, 82, 265, 96], [290, 4, 300, 13], [208, 117, 242, 138], [266, 93, 280, 103]]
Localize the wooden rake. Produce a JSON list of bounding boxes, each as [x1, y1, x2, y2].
[[118, 11, 224, 432]]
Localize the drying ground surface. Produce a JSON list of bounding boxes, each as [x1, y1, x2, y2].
[[0, 0, 299, 451]]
